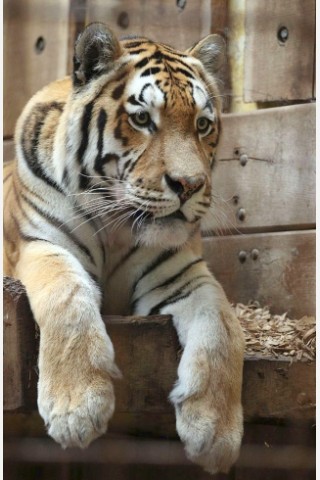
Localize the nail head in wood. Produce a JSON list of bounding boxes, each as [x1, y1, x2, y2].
[[240, 154, 248, 166], [251, 249, 259, 260], [238, 251, 247, 263], [237, 208, 246, 222], [277, 26, 289, 44]]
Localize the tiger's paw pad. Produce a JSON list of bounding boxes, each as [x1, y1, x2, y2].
[[38, 379, 116, 449], [171, 387, 243, 474]]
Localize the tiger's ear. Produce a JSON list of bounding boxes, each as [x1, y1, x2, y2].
[[73, 23, 122, 87], [187, 34, 226, 76]]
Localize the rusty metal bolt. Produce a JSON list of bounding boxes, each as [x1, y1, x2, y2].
[[237, 208, 246, 222], [239, 154, 248, 166], [238, 251, 247, 263], [278, 26, 289, 44], [251, 249, 259, 260]]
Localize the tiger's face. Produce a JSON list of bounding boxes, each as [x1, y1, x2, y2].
[[68, 23, 225, 248]]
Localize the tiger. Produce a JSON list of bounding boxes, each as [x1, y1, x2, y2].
[[3, 23, 245, 474]]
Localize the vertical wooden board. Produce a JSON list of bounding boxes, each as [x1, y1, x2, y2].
[[3, 140, 15, 163], [244, 0, 315, 102], [203, 231, 315, 317], [3, 278, 38, 411], [4, 0, 69, 138], [86, 0, 211, 51], [205, 104, 316, 233], [67, 0, 88, 74]]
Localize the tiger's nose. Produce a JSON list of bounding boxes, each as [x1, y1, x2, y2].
[[165, 173, 206, 201]]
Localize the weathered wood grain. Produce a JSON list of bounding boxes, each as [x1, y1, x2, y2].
[[209, 104, 315, 233], [203, 230, 315, 318], [3, 140, 15, 163], [3, 435, 316, 472], [243, 0, 315, 102], [3, 0, 69, 137], [86, 0, 211, 52], [4, 277, 315, 432]]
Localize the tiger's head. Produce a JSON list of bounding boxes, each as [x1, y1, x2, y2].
[[65, 23, 225, 248]]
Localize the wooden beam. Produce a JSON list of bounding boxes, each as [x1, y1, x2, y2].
[[86, 0, 211, 52], [210, 104, 315, 233], [3, 435, 316, 471], [4, 277, 315, 435], [203, 230, 316, 318], [3, 140, 15, 163], [243, 0, 315, 102]]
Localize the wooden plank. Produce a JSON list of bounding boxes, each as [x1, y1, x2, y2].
[[3, 435, 316, 473], [3, 0, 69, 138], [86, 0, 211, 52], [3, 140, 15, 163], [4, 278, 315, 432], [208, 104, 315, 233], [203, 230, 315, 318], [3, 278, 38, 412], [243, 0, 315, 102], [67, 0, 87, 75]]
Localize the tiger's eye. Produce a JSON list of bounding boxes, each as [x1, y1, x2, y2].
[[197, 117, 210, 134], [133, 111, 151, 126]]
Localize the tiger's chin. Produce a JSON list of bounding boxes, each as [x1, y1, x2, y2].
[[134, 217, 195, 249]]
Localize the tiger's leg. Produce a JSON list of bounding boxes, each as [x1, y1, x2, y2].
[[16, 241, 120, 448], [159, 264, 244, 473]]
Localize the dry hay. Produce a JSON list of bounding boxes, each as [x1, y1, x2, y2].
[[234, 302, 316, 361]]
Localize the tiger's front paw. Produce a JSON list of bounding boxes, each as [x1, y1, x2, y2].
[[38, 326, 121, 449], [170, 348, 243, 474]]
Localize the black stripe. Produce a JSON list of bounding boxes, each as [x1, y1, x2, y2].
[[94, 108, 107, 175], [122, 150, 145, 178], [131, 258, 203, 310], [124, 41, 145, 48], [160, 54, 195, 73], [140, 67, 162, 77], [20, 234, 54, 245], [79, 166, 91, 190], [95, 153, 119, 176], [108, 245, 139, 279], [148, 277, 213, 315], [139, 83, 152, 104], [77, 101, 95, 165], [173, 67, 195, 79], [127, 48, 148, 55], [21, 103, 64, 193], [20, 192, 96, 266], [127, 95, 144, 107], [114, 117, 129, 147], [12, 180, 38, 228], [159, 44, 188, 57], [132, 249, 177, 294], [112, 82, 126, 100], [73, 203, 106, 265], [204, 99, 214, 113], [135, 57, 150, 69], [11, 214, 54, 246]]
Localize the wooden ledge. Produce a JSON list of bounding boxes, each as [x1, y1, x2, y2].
[[4, 277, 315, 438]]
